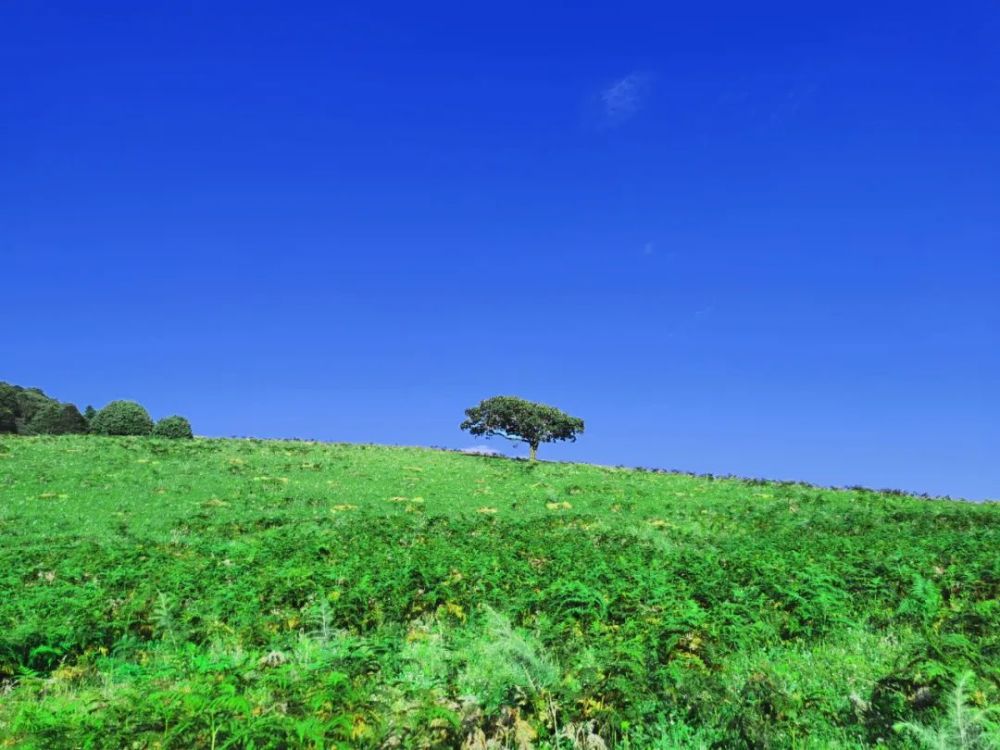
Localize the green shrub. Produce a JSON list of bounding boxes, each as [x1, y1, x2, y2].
[[13, 387, 58, 426], [0, 384, 17, 433], [0, 383, 60, 434], [456, 608, 558, 711], [152, 415, 193, 439], [894, 672, 1000, 749], [25, 402, 90, 435], [91, 400, 154, 436]]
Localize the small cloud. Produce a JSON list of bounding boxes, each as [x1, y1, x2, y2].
[[599, 72, 651, 126], [461, 445, 503, 456], [642, 241, 655, 256]]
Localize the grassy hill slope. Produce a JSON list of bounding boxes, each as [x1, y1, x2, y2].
[[1, 436, 997, 748]]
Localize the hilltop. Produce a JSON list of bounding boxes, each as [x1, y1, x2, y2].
[[1, 435, 997, 748]]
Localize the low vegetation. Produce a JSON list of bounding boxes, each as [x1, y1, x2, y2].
[[0, 435, 996, 748], [0, 382, 192, 439]]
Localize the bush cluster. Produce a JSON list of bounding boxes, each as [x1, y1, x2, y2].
[[25, 403, 90, 435], [0, 383, 62, 434], [0, 381, 193, 438]]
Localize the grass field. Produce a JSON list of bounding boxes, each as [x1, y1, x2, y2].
[[0, 435, 997, 748]]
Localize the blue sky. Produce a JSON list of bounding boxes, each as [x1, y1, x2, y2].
[[3, 2, 998, 499]]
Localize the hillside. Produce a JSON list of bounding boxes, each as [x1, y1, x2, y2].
[[0, 435, 997, 748]]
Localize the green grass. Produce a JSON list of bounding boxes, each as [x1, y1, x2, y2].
[[0, 435, 997, 749]]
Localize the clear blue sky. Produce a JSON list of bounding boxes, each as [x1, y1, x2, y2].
[[3, 2, 997, 500]]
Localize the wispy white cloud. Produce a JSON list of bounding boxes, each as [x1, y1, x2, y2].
[[461, 445, 502, 456], [599, 72, 651, 126]]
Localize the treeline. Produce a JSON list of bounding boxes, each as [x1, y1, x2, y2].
[[0, 382, 192, 439]]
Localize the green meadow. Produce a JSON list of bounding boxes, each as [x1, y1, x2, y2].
[[0, 435, 997, 748]]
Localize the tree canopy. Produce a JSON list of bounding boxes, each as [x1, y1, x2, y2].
[[153, 415, 194, 439], [460, 396, 584, 461], [0, 384, 18, 434], [90, 400, 155, 436], [0, 383, 60, 434], [0, 382, 190, 438], [25, 402, 90, 435]]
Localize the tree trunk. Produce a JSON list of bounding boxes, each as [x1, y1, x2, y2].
[[529, 443, 538, 461]]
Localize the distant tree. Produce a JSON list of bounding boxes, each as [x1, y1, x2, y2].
[[0, 382, 60, 434], [0, 384, 17, 434], [12, 386, 58, 433], [26, 403, 90, 435], [152, 415, 194, 439], [83, 405, 97, 423], [460, 396, 584, 461], [91, 400, 154, 436]]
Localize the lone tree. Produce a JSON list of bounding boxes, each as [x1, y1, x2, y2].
[[460, 396, 584, 461]]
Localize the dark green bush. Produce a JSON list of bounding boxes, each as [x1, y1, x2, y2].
[[0, 382, 62, 434], [152, 415, 193, 439], [0, 384, 60, 433], [91, 400, 154, 436], [0, 384, 17, 433], [13, 387, 57, 426], [25, 402, 90, 435]]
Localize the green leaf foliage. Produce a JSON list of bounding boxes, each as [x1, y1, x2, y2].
[[0, 383, 17, 433], [24, 402, 90, 435], [152, 415, 194, 439], [461, 395, 584, 460], [0, 435, 997, 749], [0, 382, 62, 434], [90, 400, 154, 436]]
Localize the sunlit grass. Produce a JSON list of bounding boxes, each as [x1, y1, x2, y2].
[[0, 435, 997, 748]]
